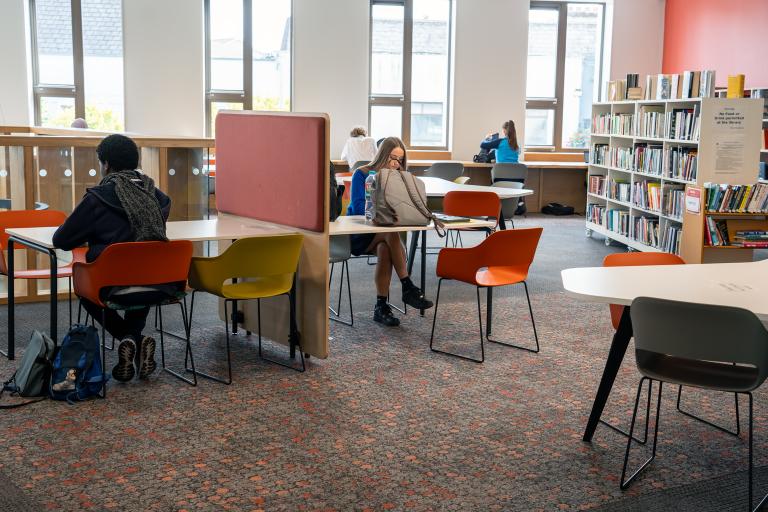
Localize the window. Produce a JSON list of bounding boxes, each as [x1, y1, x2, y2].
[[205, 0, 292, 136], [526, 1, 605, 150], [369, 0, 453, 149], [31, 0, 125, 131]]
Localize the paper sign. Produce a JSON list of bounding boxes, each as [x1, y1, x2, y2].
[[685, 187, 701, 214]]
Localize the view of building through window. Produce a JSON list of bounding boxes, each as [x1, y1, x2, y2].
[[206, 0, 291, 135], [369, 0, 452, 148], [33, 0, 125, 130], [525, 2, 604, 150]]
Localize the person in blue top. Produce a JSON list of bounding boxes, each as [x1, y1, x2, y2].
[[480, 120, 520, 163], [347, 136, 433, 327]]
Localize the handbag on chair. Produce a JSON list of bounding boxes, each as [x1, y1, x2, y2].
[[371, 168, 445, 236]]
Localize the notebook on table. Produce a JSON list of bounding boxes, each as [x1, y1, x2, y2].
[[434, 213, 471, 223]]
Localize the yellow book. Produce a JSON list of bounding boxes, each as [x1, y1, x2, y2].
[[727, 74, 745, 98]]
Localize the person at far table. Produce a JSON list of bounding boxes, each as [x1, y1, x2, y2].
[[347, 137, 434, 327], [52, 134, 172, 383], [340, 126, 377, 170], [480, 120, 520, 163]]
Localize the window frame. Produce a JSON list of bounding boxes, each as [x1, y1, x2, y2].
[[526, 0, 606, 152], [204, 0, 294, 137], [368, 0, 453, 150]]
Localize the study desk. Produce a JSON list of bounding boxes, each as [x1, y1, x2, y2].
[[3, 216, 299, 360], [561, 260, 768, 442], [330, 215, 496, 316]]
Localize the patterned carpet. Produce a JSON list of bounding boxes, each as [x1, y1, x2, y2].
[[0, 214, 767, 511]]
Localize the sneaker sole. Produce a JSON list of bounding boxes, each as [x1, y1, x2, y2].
[[138, 337, 157, 380], [113, 340, 136, 382]]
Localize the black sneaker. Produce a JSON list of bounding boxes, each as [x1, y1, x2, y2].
[[402, 287, 434, 310], [138, 336, 157, 380], [373, 303, 400, 327], [112, 339, 136, 382]]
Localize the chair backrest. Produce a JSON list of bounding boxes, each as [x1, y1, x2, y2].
[[72, 241, 194, 307], [491, 163, 528, 183], [0, 210, 69, 275], [329, 235, 351, 263], [352, 160, 369, 172], [630, 296, 768, 389], [424, 162, 464, 181], [604, 252, 684, 330], [443, 191, 500, 220]]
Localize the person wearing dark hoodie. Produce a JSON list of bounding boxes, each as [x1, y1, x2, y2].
[[53, 134, 171, 382]]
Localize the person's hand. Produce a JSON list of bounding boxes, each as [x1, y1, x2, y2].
[[485, 131, 494, 139]]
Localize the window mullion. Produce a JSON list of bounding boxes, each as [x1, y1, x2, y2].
[[402, 0, 413, 147], [71, 0, 86, 120], [553, 2, 567, 151], [243, 0, 253, 110]]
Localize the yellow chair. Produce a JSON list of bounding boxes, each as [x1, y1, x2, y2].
[[453, 176, 470, 185], [187, 234, 305, 384]]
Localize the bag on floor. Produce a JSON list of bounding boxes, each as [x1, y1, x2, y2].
[[50, 325, 106, 402], [371, 168, 445, 236], [541, 202, 575, 216], [0, 331, 56, 409]]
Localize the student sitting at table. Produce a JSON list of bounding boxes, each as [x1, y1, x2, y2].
[[479, 120, 520, 163], [52, 134, 171, 382], [347, 137, 433, 327], [340, 126, 377, 170]]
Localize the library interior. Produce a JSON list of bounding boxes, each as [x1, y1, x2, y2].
[[1, 0, 768, 510]]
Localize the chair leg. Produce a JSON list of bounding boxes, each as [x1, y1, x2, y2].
[[158, 300, 197, 386], [100, 309, 107, 399], [429, 279, 484, 363], [68, 277, 72, 328], [676, 385, 741, 437], [620, 378, 663, 490], [257, 292, 306, 372], [485, 281, 540, 353], [599, 378, 653, 445], [329, 260, 354, 326], [187, 293, 233, 384]]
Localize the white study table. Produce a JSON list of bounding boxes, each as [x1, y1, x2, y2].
[[561, 259, 768, 442], [331, 215, 496, 316], [3, 216, 299, 360]]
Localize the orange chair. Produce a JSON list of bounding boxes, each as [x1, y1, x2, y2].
[[73, 241, 195, 394], [602, 252, 740, 440], [442, 191, 501, 248], [0, 210, 87, 356], [430, 228, 542, 362]]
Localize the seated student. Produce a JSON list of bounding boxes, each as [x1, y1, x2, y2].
[[52, 134, 171, 382], [340, 126, 377, 170], [347, 137, 433, 327], [480, 120, 520, 163]]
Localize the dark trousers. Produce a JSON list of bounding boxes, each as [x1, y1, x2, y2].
[[80, 298, 150, 342]]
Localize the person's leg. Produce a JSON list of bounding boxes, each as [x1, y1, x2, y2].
[[366, 235, 399, 327], [380, 232, 433, 310], [80, 298, 138, 382], [80, 298, 131, 340], [122, 307, 157, 379]]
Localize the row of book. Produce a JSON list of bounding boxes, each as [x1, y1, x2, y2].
[[667, 147, 698, 182], [588, 175, 606, 196], [587, 203, 605, 226], [667, 106, 701, 141], [661, 223, 683, 255], [662, 187, 685, 220], [591, 107, 700, 141], [705, 217, 730, 246], [704, 183, 768, 213], [637, 107, 665, 138], [592, 146, 696, 182], [609, 179, 631, 203], [586, 204, 682, 254], [632, 181, 662, 212], [731, 230, 768, 248], [607, 146, 634, 170], [591, 144, 608, 166], [644, 70, 716, 100], [634, 216, 660, 248], [592, 113, 634, 135], [607, 209, 630, 236], [634, 144, 663, 175]]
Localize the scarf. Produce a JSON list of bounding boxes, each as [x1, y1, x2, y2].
[[100, 170, 168, 242]]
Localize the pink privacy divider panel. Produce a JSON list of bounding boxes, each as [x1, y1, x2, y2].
[[215, 111, 327, 232]]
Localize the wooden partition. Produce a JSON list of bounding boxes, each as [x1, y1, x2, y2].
[[215, 111, 330, 358]]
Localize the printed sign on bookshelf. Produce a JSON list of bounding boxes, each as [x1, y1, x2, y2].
[[685, 187, 701, 214], [712, 104, 749, 175]]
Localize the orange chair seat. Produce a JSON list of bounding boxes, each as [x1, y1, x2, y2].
[[475, 266, 527, 287]]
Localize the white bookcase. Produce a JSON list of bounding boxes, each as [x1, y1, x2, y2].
[[586, 97, 763, 259]]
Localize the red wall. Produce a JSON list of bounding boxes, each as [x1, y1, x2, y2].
[[662, 0, 768, 89]]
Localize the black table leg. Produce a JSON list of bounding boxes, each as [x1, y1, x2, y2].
[[583, 306, 634, 442], [420, 231, 426, 316], [407, 230, 418, 276], [4, 239, 14, 359], [499, 216, 507, 230], [49, 250, 58, 343]]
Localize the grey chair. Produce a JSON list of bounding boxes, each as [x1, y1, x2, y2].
[[423, 162, 464, 182], [492, 182, 524, 228], [491, 162, 528, 183], [351, 160, 369, 172], [329, 235, 354, 326], [622, 297, 768, 511]]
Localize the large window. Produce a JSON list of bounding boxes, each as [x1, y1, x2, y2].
[[31, 0, 125, 130], [205, 0, 292, 136], [369, 0, 453, 149], [526, 1, 605, 150]]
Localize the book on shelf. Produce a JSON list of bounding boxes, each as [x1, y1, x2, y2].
[[699, 70, 716, 98], [587, 203, 606, 226], [591, 143, 609, 165], [661, 223, 682, 254], [607, 209, 630, 236], [731, 230, 768, 247], [609, 179, 631, 202], [665, 146, 698, 181], [637, 105, 665, 138], [704, 182, 768, 213], [627, 87, 643, 100], [705, 217, 730, 246], [658, 74, 672, 100], [634, 216, 660, 247], [666, 104, 701, 141], [588, 175, 606, 196], [633, 181, 662, 211], [727, 74, 745, 98], [662, 185, 685, 219], [634, 144, 663, 175]]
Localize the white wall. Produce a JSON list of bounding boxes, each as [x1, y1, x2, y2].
[[122, 0, 205, 136], [0, 0, 32, 125], [452, 0, 528, 161], [292, 0, 370, 158], [609, 0, 665, 81]]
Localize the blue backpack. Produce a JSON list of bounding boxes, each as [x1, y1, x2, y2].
[[50, 325, 107, 402]]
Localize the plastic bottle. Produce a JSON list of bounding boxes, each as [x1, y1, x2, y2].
[[364, 170, 377, 224]]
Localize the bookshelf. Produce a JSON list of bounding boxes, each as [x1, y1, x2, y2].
[[587, 97, 764, 262]]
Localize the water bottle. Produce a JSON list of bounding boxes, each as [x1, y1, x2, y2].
[[364, 170, 377, 224]]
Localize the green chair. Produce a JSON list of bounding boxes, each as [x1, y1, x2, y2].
[[187, 234, 305, 384]]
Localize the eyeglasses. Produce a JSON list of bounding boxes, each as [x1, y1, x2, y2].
[[388, 155, 404, 164]]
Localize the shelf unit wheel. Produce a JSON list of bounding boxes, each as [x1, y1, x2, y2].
[[604, 236, 613, 247], [585, 228, 592, 238]]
